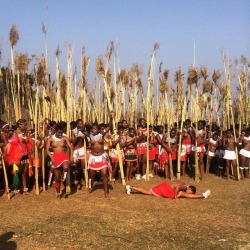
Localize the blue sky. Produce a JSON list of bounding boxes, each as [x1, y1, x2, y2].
[[0, 0, 249, 88]]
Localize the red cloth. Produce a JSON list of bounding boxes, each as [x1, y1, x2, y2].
[[149, 147, 157, 160], [5, 136, 23, 165], [53, 152, 69, 168], [150, 182, 175, 199], [159, 149, 176, 165], [110, 149, 125, 163], [159, 150, 169, 165], [137, 143, 147, 154], [26, 137, 33, 154], [197, 144, 206, 153]]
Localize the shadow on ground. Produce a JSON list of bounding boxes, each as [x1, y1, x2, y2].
[[0, 231, 17, 250]]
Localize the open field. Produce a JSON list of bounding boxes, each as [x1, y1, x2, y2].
[[0, 175, 249, 250]]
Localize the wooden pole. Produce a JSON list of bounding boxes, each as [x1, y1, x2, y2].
[[83, 136, 89, 188], [0, 149, 10, 200], [177, 98, 186, 179]]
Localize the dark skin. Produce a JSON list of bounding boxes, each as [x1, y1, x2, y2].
[[13, 122, 29, 192], [206, 133, 219, 174], [142, 127, 157, 176], [46, 129, 73, 196], [181, 129, 192, 176], [223, 130, 237, 180], [196, 122, 207, 180], [136, 123, 147, 177], [125, 129, 137, 182], [130, 180, 206, 199], [71, 120, 85, 144], [110, 129, 126, 181], [88, 113, 114, 198], [238, 130, 250, 179], [161, 129, 177, 179]]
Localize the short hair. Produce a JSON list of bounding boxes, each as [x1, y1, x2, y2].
[[55, 122, 65, 131], [17, 118, 27, 125], [189, 185, 196, 194], [129, 128, 134, 132]]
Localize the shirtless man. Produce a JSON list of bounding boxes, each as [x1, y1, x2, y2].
[[126, 180, 211, 199], [206, 132, 219, 174], [46, 122, 73, 198], [87, 113, 113, 198], [238, 129, 250, 179], [223, 130, 237, 180]]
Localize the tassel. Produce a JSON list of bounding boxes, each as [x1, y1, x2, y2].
[[28, 166, 33, 177], [13, 171, 20, 187], [62, 171, 67, 181], [88, 178, 92, 189], [48, 172, 53, 186]]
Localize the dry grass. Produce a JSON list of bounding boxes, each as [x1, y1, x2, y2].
[[0, 175, 249, 250]]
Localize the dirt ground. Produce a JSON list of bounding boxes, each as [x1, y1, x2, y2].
[[0, 174, 249, 250]]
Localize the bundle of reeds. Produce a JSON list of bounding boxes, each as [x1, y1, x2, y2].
[[81, 48, 90, 122], [212, 70, 221, 125], [155, 62, 163, 123], [117, 69, 129, 121], [9, 24, 19, 121], [174, 67, 184, 125], [55, 46, 61, 121], [159, 69, 169, 125], [98, 42, 126, 185], [177, 98, 186, 180], [187, 66, 199, 122], [146, 43, 159, 181], [187, 66, 200, 181]]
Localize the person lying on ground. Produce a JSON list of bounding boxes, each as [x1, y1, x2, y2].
[[125, 180, 210, 199]]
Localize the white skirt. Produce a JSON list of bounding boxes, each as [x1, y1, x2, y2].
[[239, 148, 250, 158], [223, 150, 236, 160]]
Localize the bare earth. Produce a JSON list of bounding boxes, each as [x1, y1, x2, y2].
[[0, 175, 249, 250]]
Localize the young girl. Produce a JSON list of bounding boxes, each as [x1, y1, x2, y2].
[[124, 128, 137, 182]]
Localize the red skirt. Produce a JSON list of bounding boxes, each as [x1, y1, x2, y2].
[[150, 182, 175, 199], [53, 152, 69, 168]]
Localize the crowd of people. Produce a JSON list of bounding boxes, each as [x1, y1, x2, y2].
[[0, 114, 249, 199]]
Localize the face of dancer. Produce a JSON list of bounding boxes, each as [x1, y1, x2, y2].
[[55, 129, 63, 139], [158, 126, 163, 134], [241, 131, 246, 137], [140, 119, 146, 127], [198, 122, 204, 131], [122, 120, 128, 128], [227, 131, 233, 138], [186, 187, 194, 194], [129, 129, 135, 137], [19, 122, 27, 131], [91, 125, 99, 135], [170, 129, 176, 138], [2, 125, 10, 133], [77, 121, 83, 129], [212, 133, 218, 141], [185, 120, 191, 128]]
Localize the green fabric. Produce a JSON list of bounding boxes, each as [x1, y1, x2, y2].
[[13, 170, 19, 186]]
